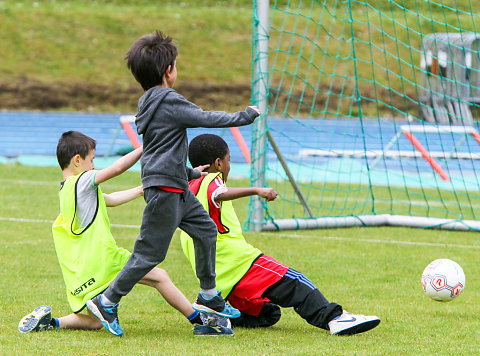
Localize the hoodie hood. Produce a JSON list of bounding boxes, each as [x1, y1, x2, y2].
[[135, 86, 174, 135]]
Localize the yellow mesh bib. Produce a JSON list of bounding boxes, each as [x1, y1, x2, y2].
[[52, 172, 130, 312]]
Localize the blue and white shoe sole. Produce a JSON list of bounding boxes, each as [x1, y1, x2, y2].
[[86, 300, 123, 337], [18, 305, 52, 333], [192, 303, 240, 319]]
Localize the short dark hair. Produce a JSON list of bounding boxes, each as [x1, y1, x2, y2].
[[188, 134, 229, 168], [125, 31, 178, 91], [56, 131, 96, 170]]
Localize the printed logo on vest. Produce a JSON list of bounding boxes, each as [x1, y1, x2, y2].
[[71, 278, 96, 296]]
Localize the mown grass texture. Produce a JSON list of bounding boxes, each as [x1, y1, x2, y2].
[[0, 164, 479, 355]]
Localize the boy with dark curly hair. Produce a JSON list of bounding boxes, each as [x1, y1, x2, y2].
[[181, 134, 381, 335]]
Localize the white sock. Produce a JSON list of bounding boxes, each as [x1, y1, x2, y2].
[[101, 294, 116, 306], [201, 288, 217, 299]]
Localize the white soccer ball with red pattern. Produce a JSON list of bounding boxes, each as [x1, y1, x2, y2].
[[421, 259, 465, 302]]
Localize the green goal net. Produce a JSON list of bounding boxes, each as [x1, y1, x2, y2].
[[247, 0, 480, 231]]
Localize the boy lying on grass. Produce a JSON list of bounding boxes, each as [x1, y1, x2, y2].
[[181, 134, 381, 335]]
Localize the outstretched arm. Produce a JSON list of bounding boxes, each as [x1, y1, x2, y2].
[[103, 185, 143, 207], [94, 146, 143, 186], [171, 91, 260, 128], [215, 187, 277, 202]]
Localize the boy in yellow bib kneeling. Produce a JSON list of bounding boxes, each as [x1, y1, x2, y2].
[[18, 131, 232, 336]]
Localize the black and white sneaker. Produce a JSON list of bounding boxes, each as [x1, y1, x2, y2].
[[328, 311, 380, 335], [18, 305, 52, 333], [193, 291, 240, 318]]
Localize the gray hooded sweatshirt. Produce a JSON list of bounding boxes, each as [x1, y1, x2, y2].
[[135, 86, 258, 191]]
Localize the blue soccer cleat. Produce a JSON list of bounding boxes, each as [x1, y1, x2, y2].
[[87, 295, 123, 336], [199, 312, 232, 328], [193, 324, 234, 336], [18, 305, 52, 333], [192, 291, 240, 319]]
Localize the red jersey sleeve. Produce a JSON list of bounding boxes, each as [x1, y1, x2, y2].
[[206, 175, 230, 234]]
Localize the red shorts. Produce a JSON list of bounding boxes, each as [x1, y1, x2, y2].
[[227, 255, 289, 316]]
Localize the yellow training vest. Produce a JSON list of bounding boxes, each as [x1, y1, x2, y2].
[[52, 172, 131, 312]]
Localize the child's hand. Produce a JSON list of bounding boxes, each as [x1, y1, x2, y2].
[[194, 164, 210, 176], [248, 106, 260, 114], [258, 188, 278, 201]]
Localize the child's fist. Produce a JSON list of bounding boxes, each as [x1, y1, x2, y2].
[[248, 106, 260, 114], [258, 188, 278, 201]]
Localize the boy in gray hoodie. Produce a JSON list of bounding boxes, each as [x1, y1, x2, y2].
[[87, 31, 260, 336]]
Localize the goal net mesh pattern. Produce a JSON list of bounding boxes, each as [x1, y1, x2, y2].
[[247, 0, 480, 231]]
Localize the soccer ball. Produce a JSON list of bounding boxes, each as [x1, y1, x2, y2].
[[421, 259, 465, 302]]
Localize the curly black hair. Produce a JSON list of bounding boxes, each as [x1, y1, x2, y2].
[[188, 134, 229, 168]]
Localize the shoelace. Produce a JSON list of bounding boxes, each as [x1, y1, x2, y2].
[[103, 304, 119, 315]]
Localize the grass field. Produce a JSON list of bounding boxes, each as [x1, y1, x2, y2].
[[1, 163, 479, 355], [0, 1, 253, 88]]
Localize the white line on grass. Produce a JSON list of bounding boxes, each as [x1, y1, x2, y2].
[[0, 178, 469, 209], [0, 216, 140, 229], [273, 233, 480, 250], [4, 216, 480, 250], [0, 178, 57, 186], [0, 178, 138, 191]]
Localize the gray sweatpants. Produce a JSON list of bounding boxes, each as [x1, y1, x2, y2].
[[104, 187, 217, 303]]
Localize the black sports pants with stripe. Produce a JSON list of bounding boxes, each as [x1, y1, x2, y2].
[[232, 268, 343, 330]]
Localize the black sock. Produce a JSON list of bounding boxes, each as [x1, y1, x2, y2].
[[49, 318, 59, 328]]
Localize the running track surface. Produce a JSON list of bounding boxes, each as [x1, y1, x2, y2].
[[1, 111, 479, 190]]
